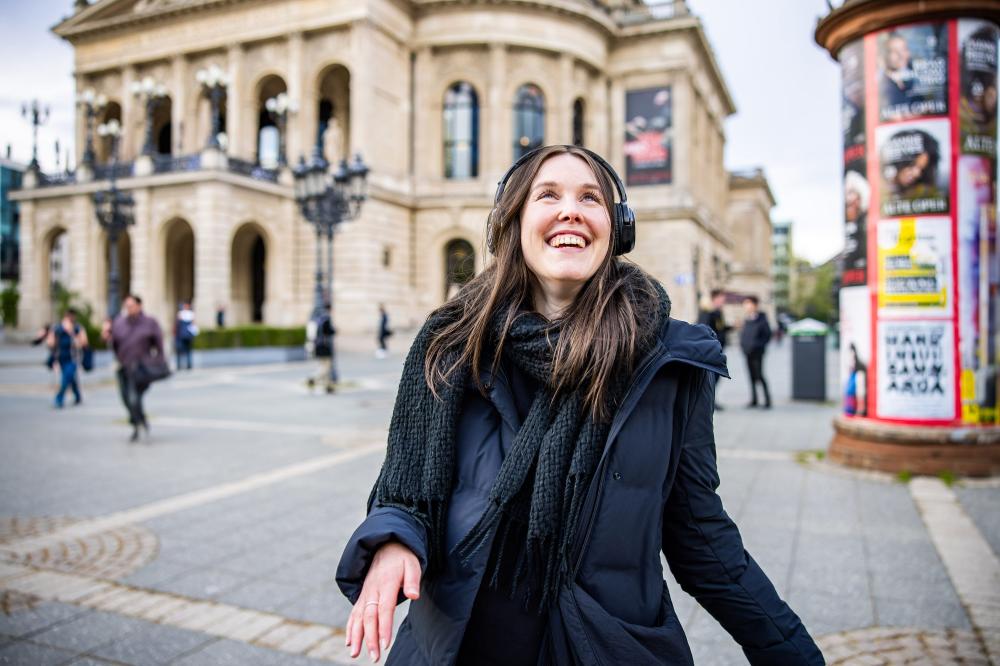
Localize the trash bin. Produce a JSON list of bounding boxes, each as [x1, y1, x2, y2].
[[789, 318, 828, 401]]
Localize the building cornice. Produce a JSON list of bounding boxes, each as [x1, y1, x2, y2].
[[53, 0, 262, 42], [411, 0, 617, 37], [815, 0, 1000, 59]]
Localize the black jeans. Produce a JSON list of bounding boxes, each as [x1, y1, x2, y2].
[[745, 349, 771, 406], [116, 367, 148, 427]]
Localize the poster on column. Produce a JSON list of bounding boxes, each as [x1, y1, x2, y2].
[[877, 119, 950, 217], [959, 19, 999, 159], [840, 286, 871, 417], [841, 38, 869, 287], [842, 38, 866, 158], [624, 87, 672, 186], [877, 320, 955, 420], [876, 22, 948, 122], [876, 216, 951, 315], [958, 155, 999, 424]]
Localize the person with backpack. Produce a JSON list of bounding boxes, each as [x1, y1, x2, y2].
[[174, 302, 198, 370], [46, 308, 89, 408]]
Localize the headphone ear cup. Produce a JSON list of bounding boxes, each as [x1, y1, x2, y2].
[[613, 203, 636, 256]]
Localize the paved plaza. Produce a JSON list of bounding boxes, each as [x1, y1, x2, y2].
[[0, 333, 998, 665]]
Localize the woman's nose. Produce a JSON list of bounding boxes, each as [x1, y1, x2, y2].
[[558, 197, 582, 221]]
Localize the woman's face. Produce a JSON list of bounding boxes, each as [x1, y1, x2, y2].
[[896, 152, 929, 188], [519, 153, 612, 293]]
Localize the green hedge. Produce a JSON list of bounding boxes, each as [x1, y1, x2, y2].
[[192, 325, 306, 350], [1, 285, 19, 328]]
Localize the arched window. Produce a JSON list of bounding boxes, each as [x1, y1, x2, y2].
[[513, 84, 545, 160], [443, 82, 479, 179], [444, 239, 475, 300], [572, 98, 585, 147]]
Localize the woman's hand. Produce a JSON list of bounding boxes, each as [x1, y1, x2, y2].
[[346, 542, 421, 662]]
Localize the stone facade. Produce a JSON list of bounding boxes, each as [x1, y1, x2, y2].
[[11, 0, 772, 334]]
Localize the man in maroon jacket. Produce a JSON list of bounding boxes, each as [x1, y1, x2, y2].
[[102, 294, 165, 442]]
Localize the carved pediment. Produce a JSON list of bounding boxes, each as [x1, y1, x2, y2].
[[53, 0, 242, 40]]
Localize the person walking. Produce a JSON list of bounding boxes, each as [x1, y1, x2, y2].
[[47, 309, 88, 408], [376, 304, 392, 359], [103, 294, 166, 442], [697, 288, 730, 411], [740, 295, 772, 409], [336, 146, 821, 665], [174, 302, 197, 370]]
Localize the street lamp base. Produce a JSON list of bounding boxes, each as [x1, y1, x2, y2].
[[829, 416, 1000, 478]]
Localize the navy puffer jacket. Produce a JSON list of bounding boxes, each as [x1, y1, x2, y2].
[[337, 318, 823, 665]]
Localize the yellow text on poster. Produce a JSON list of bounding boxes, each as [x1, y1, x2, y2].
[[877, 218, 948, 309]]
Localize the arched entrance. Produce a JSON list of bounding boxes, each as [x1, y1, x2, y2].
[[152, 96, 173, 155], [162, 218, 195, 314], [44, 227, 69, 321], [444, 239, 475, 301], [230, 223, 267, 324], [256, 75, 288, 167], [316, 65, 350, 162], [96, 102, 122, 164]]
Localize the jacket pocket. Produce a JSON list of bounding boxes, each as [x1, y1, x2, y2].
[[556, 582, 693, 666]]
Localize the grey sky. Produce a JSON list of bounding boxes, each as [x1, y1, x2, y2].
[[0, 0, 844, 263]]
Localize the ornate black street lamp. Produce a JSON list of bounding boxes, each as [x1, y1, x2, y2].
[[76, 88, 107, 167], [21, 99, 50, 170], [196, 64, 229, 150], [293, 148, 369, 384], [130, 76, 168, 156], [92, 119, 135, 319], [264, 92, 297, 167]]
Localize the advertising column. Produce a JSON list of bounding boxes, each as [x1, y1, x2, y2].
[[818, 5, 1000, 476]]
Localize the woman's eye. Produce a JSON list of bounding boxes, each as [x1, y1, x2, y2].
[[538, 190, 557, 199], [582, 192, 600, 202]]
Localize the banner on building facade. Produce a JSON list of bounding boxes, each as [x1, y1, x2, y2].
[[876, 216, 952, 315], [876, 320, 955, 420], [624, 87, 672, 186], [877, 119, 951, 217], [958, 155, 999, 424], [840, 286, 872, 417], [959, 19, 999, 159], [876, 22, 949, 122]]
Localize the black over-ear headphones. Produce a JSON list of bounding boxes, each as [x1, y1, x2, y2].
[[486, 145, 636, 256]]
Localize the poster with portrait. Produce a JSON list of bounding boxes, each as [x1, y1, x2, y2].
[[840, 286, 871, 417], [876, 22, 948, 122], [959, 19, 999, 158], [876, 216, 951, 315], [877, 119, 951, 217], [841, 38, 866, 162], [624, 87, 672, 186], [877, 320, 955, 420], [958, 155, 999, 424], [842, 164, 869, 286]]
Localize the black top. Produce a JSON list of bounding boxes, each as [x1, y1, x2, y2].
[[455, 356, 548, 665]]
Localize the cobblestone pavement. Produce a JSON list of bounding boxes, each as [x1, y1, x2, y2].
[[0, 337, 998, 664]]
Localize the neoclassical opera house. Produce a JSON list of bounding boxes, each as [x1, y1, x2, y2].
[[13, 0, 773, 334]]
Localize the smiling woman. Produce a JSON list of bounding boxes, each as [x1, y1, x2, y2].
[[336, 145, 823, 665]]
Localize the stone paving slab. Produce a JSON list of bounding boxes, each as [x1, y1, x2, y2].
[[1, 341, 998, 664]]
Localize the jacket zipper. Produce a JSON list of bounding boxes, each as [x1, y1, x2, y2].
[[572, 350, 664, 573]]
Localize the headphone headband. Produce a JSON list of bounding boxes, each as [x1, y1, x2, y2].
[[488, 145, 635, 256]]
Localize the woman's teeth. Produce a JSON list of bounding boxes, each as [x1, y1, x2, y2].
[[549, 234, 585, 248]]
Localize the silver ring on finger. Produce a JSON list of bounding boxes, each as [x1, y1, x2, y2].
[[365, 601, 380, 608]]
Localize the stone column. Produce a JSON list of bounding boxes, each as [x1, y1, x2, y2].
[[557, 53, 574, 145], [815, 2, 1000, 475], [129, 188, 151, 304], [412, 46, 433, 184], [121, 65, 137, 159], [226, 43, 244, 159], [16, 200, 40, 330], [171, 55, 187, 155], [487, 43, 507, 181], [287, 31, 305, 164]]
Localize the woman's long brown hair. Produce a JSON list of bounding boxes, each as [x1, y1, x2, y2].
[[424, 145, 661, 421]]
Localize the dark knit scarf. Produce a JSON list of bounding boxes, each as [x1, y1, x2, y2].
[[372, 275, 670, 610]]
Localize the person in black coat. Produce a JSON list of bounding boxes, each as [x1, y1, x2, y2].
[[337, 146, 821, 664], [697, 288, 730, 411], [739, 295, 772, 409]]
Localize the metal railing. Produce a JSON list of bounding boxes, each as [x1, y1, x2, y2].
[[152, 153, 201, 174], [36, 171, 78, 188], [92, 161, 134, 180], [227, 157, 280, 183]]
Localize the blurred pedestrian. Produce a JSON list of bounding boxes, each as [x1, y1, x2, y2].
[[174, 302, 198, 370], [740, 295, 772, 409], [47, 308, 88, 408], [103, 294, 166, 442], [375, 303, 392, 359], [215, 303, 226, 329], [307, 303, 338, 393], [697, 288, 730, 410]]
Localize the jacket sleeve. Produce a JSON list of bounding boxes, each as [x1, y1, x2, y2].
[[335, 504, 430, 606], [661, 370, 823, 665]]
